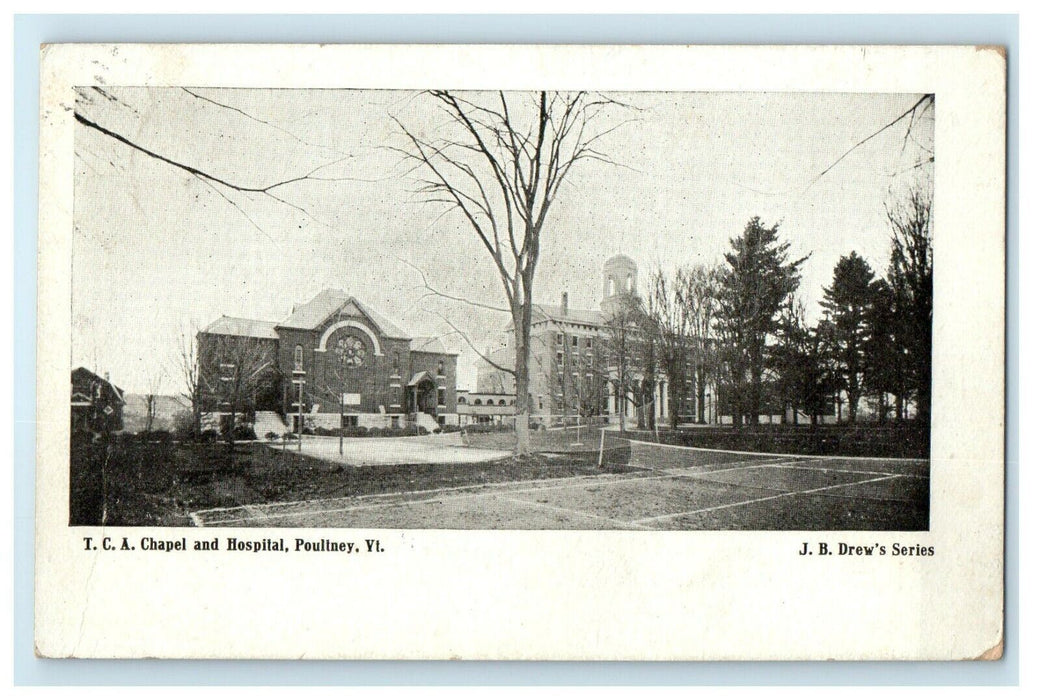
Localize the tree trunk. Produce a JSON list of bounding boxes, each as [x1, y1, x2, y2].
[[695, 366, 707, 424], [847, 389, 860, 423], [513, 311, 532, 456]]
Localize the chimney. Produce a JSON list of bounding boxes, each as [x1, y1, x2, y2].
[[561, 291, 569, 316], [104, 372, 110, 383]]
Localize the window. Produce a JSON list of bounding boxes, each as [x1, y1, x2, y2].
[[608, 278, 616, 296], [342, 415, 358, 428], [538, 396, 544, 410], [556, 351, 563, 365], [437, 388, 446, 406], [457, 396, 467, 405], [626, 274, 633, 292], [390, 416, 400, 429], [392, 351, 400, 372], [571, 336, 578, 348], [586, 338, 592, 349], [293, 345, 303, 372], [474, 399, 482, 406], [498, 399, 506, 406], [556, 333, 563, 345], [437, 360, 444, 376]]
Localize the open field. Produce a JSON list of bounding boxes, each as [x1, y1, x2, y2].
[[69, 437, 611, 527], [192, 440, 929, 530], [71, 428, 929, 530]]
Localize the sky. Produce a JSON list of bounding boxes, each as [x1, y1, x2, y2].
[[72, 88, 933, 394]]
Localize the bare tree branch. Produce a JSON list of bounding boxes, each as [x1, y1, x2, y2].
[[804, 94, 934, 193], [75, 111, 355, 198], [431, 311, 516, 377], [397, 257, 511, 314], [181, 87, 353, 157]]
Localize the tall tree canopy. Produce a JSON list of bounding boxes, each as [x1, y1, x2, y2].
[[395, 91, 632, 454], [886, 183, 933, 423], [717, 217, 807, 425], [819, 251, 878, 423]]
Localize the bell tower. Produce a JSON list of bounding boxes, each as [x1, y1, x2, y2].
[[600, 254, 638, 314]]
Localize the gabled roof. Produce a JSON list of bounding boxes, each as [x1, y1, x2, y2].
[[71, 367, 125, 403], [278, 289, 410, 339], [409, 336, 454, 355], [201, 315, 280, 340], [407, 371, 433, 387]]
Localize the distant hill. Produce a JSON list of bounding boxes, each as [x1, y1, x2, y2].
[[122, 394, 190, 433]]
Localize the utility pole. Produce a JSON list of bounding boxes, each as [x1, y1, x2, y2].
[[297, 378, 304, 452]]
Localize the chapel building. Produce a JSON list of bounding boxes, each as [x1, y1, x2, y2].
[[199, 290, 457, 432]]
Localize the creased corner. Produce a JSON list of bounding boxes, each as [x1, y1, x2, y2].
[[974, 637, 1004, 661]]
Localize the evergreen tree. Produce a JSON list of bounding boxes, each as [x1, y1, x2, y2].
[[772, 300, 832, 426], [864, 278, 905, 421], [717, 217, 807, 425], [820, 252, 877, 423]]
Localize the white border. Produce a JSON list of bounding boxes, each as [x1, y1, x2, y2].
[[35, 44, 1005, 661]]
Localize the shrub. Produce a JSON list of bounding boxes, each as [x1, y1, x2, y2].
[[466, 423, 512, 434], [265, 431, 280, 441], [231, 425, 257, 441], [200, 429, 219, 443], [314, 427, 334, 437], [438, 424, 464, 434], [301, 427, 314, 436]]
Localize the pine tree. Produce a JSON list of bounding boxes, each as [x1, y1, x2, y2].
[[717, 217, 807, 425], [820, 252, 877, 423]]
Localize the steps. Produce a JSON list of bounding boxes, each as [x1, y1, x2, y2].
[[414, 412, 440, 433], [253, 411, 287, 438]]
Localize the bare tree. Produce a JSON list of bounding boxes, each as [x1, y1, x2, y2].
[[602, 292, 645, 436], [143, 368, 165, 433], [394, 91, 633, 454], [647, 267, 691, 430], [177, 327, 204, 439], [886, 182, 933, 423], [199, 333, 276, 450], [684, 265, 723, 424]]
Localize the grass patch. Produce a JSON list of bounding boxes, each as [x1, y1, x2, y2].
[[70, 439, 630, 527]]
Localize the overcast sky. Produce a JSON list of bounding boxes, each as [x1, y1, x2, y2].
[[73, 88, 933, 394]]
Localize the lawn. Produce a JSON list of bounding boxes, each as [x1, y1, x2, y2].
[[69, 438, 616, 527]]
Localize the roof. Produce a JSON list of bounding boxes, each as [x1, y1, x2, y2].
[[605, 253, 637, 267], [201, 316, 279, 340], [409, 336, 452, 355], [407, 371, 433, 387], [531, 303, 604, 327], [71, 367, 125, 403], [278, 289, 410, 338]]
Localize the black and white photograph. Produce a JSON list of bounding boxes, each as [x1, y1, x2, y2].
[[70, 86, 934, 531], [35, 43, 1005, 661]]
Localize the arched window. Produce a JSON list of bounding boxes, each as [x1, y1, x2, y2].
[[474, 399, 483, 406], [608, 277, 616, 296], [293, 345, 303, 372], [458, 396, 466, 405], [626, 274, 633, 292], [498, 399, 506, 406]]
